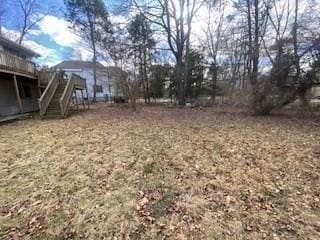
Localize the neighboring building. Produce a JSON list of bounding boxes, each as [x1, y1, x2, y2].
[[310, 86, 320, 97], [0, 35, 40, 118], [54, 60, 128, 101], [54, 60, 110, 101], [309, 85, 320, 106]]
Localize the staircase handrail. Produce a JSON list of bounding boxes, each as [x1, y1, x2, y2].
[[60, 73, 86, 117], [38, 71, 61, 117]]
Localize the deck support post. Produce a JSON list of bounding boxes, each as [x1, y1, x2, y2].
[[81, 90, 86, 109], [86, 87, 90, 109], [13, 74, 23, 113], [74, 89, 79, 110]]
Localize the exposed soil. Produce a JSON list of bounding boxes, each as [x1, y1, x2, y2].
[[0, 103, 319, 239]]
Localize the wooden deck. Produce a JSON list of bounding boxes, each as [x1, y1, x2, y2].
[[39, 72, 88, 118], [0, 50, 37, 78], [0, 51, 89, 119]]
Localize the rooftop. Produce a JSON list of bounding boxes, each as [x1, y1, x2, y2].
[[0, 35, 39, 57], [54, 60, 127, 79], [54, 60, 106, 70]]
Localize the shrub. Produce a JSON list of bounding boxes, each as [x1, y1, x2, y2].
[[113, 96, 128, 103]]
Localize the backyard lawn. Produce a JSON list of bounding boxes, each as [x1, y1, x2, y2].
[[0, 104, 319, 240]]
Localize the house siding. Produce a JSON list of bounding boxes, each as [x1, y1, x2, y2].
[[311, 86, 320, 98], [20, 78, 40, 112], [64, 68, 110, 101], [0, 77, 19, 116], [0, 74, 39, 117]]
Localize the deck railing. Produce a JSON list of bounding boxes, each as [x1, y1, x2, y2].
[[60, 74, 86, 117], [39, 72, 62, 117], [0, 50, 36, 76], [38, 70, 56, 87]]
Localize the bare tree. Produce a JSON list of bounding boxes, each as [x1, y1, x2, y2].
[[100, 22, 142, 110], [103, 25, 128, 67], [134, 0, 205, 106], [222, 29, 248, 100], [119, 71, 141, 111], [204, 0, 226, 101], [232, 0, 270, 112], [292, 0, 300, 82], [15, 0, 51, 44], [113, 56, 141, 111], [64, 0, 112, 102], [243, 0, 320, 114], [128, 14, 155, 103]]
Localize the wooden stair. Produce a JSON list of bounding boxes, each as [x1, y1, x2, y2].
[[38, 71, 87, 119], [45, 82, 67, 118]]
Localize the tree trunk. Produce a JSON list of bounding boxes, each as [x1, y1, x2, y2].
[[88, 14, 97, 103], [177, 55, 185, 106], [18, 31, 26, 44], [252, 0, 259, 87], [246, 0, 253, 83], [293, 0, 300, 82], [251, 0, 260, 114], [143, 47, 150, 103], [211, 63, 218, 102], [130, 90, 137, 111], [184, 33, 190, 102], [138, 47, 147, 103], [93, 47, 97, 102]]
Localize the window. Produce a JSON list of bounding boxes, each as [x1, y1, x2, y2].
[[94, 85, 103, 93]]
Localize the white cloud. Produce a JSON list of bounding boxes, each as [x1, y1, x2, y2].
[[35, 15, 95, 62], [71, 42, 93, 61], [25, 40, 62, 67], [110, 14, 128, 26], [35, 15, 80, 48]]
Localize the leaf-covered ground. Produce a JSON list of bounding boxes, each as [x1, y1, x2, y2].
[[0, 104, 319, 239]]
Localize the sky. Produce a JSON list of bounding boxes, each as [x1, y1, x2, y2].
[[3, 0, 101, 67], [2, 0, 219, 67], [2, 0, 317, 67]]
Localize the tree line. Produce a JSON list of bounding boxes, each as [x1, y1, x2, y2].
[[1, 0, 320, 114], [63, 0, 320, 114]]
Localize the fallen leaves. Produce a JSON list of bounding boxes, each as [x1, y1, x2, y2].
[[0, 104, 319, 239], [136, 195, 150, 218], [225, 195, 236, 207]]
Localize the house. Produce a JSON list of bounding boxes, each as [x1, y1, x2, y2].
[[54, 60, 110, 101], [0, 35, 40, 118], [0, 35, 88, 121], [54, 61, 128, 101], [309, 75, 320, 106]]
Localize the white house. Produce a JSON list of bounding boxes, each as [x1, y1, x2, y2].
[[54, 60, 110, 101], [54, 60, 128, 101]]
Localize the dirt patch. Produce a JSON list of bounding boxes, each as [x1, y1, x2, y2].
[[0, 103, 319, 239]]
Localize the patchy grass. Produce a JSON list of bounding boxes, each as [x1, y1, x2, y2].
[[0, 103, 320, 239], [151, 191, 176, 218]]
